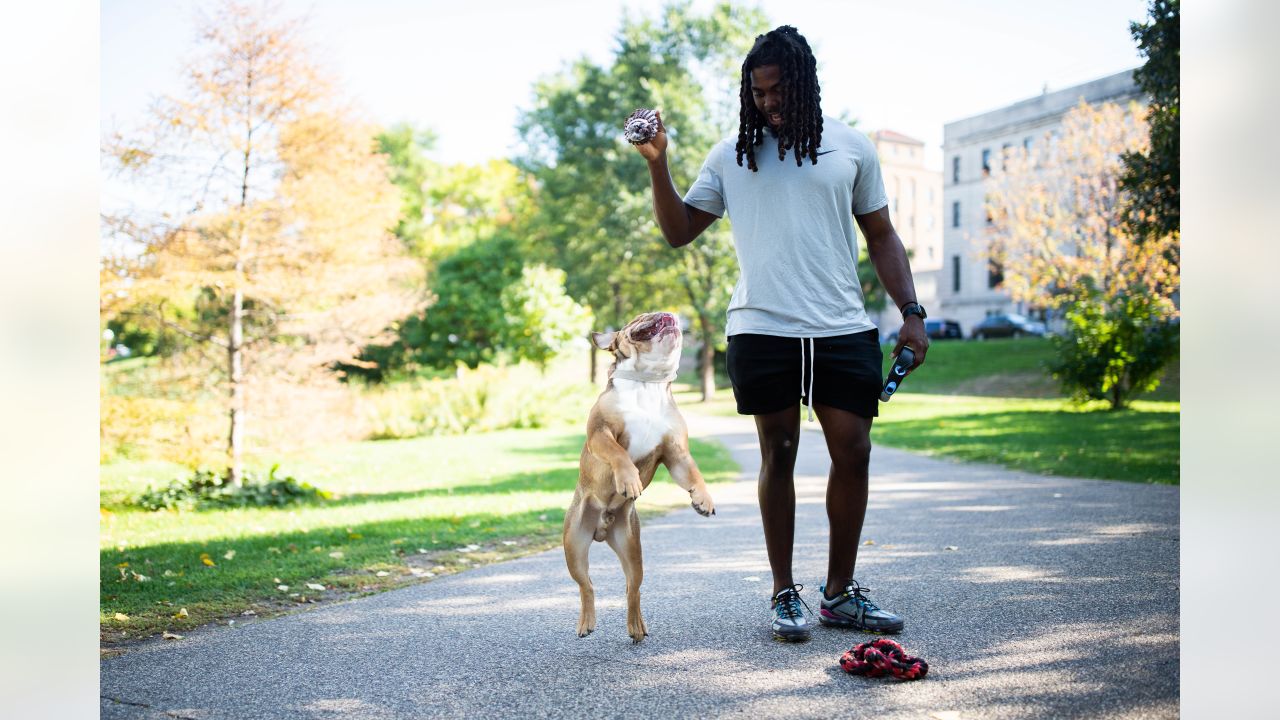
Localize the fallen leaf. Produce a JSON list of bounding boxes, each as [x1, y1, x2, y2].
[[375, 571, 390, 577], [501, 541, 519, 546], [305, 583, 325, 591], [113, 613, 129, 622], [348, 532, 363, 540], [162, 632, 183, 640], [223, 550, 236, 560], [174, 608, 188, 618], [328, 551, 344, 559], [863, 539, 876, 546], [273, 577, 282, 584], [199, 553, 216, 567], [241, 610, 256, 616], [116, 562, 129, 568], [277, 584, 289, 591], [944, 546, 959, 551]]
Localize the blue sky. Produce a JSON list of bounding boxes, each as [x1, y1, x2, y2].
[[102, 0, 1149, 171]]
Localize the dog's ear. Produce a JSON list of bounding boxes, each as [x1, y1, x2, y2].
[[590, 331, 616, 350]]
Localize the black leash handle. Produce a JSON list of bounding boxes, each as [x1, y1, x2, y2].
[[880, 346, 914, 402]]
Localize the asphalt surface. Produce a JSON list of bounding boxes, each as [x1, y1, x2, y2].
[[101, 411, 1179, 719]]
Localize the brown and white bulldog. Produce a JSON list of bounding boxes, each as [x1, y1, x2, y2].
[[563, 311, 716, 642]]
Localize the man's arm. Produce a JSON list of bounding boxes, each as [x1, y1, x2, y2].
[[856, 206, 930, 369], [633, 110, 718, 248]]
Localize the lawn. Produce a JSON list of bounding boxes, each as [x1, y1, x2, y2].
[[100, 428, 737, 645], [673, 336, 1179, 484]]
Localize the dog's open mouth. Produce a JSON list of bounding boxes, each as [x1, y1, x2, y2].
[[630, 313, 678, 342]]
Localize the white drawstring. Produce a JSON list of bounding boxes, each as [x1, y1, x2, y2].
[[799, 337, 816, 422]]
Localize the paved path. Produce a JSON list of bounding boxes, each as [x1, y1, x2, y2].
[[101, 412, 1179, 719]]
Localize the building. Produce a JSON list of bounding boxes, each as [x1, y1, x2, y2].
[[940, 69, 1143, 335], [865, 130, 943, 339]]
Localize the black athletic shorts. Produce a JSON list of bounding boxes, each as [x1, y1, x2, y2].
[[725, 330, 883, 419]]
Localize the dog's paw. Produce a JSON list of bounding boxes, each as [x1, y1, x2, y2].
[[690, 488, 716, 517], [628, 617, 648, 643], [616, 471, 643, 500]]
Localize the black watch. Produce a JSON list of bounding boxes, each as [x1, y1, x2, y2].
[[901, 302, 927, 321]]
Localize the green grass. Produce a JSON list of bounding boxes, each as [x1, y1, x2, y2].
[[881, 336, 1180, 402], [100, 428, 737, 645], [672, 336, 1179, 485], [871, 394, 1178, 483]]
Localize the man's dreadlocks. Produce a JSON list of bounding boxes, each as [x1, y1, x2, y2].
[[735, 26, 823, 172]]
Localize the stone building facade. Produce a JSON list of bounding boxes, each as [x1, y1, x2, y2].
[[865, 130, 943, 339], [940, 69, 1143, 335]]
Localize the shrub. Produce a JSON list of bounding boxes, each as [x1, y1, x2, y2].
[[136, 465, 331, 511], [358, 358, 597, 440], [1049, 291, 1179, 409]]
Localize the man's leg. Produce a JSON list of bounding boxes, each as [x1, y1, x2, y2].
[[753, 403, 802, 596], [811, 403, 873, 593], [811, 401, 904, 632]]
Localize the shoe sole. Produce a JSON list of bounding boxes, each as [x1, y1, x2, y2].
[[772, 627, 812, 642], [818, 612, 904, 634]]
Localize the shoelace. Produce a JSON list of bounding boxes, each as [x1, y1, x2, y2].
[[773, 584, 812, 620], [842, 581, 881, 612]]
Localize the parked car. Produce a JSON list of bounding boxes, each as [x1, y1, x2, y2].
[[925, 318, 963, 340], [883, 318, 963, 344], [970, 313, 1047, 340]]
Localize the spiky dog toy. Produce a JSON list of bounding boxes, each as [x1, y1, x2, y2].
[[623, 108, 660, 145]]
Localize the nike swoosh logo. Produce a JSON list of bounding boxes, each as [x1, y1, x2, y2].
[[816, 150, 836, 156]]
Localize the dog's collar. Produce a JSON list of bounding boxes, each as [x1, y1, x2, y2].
[[610, 368, 677, 384]]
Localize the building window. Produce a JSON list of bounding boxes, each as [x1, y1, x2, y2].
[[1023, 136, 1032, 151], [952, 255, 961, 293], [988, 259, 1004, 289], [1001, 142, 1012, 170], [952, 201, 960, 228], [952, 156, 960, 184], [981, 148, 991, 176]]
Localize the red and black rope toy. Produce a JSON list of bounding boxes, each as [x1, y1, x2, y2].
[[839, 638, 929, 680]]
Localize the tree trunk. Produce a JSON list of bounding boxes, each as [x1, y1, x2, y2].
[[227, 285, 245, 486], [698, 311, 715, 402]]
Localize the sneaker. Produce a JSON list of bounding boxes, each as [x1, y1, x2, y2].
[[770, 584, 812, 641], [818, 580, 905, 633]]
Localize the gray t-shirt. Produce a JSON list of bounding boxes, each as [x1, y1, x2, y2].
[[683, 118, 888, 338]]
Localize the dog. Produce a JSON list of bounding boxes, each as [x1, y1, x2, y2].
[[563, 311, 716, 642]]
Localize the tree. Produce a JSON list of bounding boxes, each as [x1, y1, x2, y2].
[[376, 123, 438, 254], [361, 235, 591, 375], [517, 1, 770, 399], [102, 1, 421, 482], [1121, 0, 1179, 241], [984, 101, 1179, 409]]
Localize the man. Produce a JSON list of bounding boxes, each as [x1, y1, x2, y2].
[[632, 25, 929, 641]]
